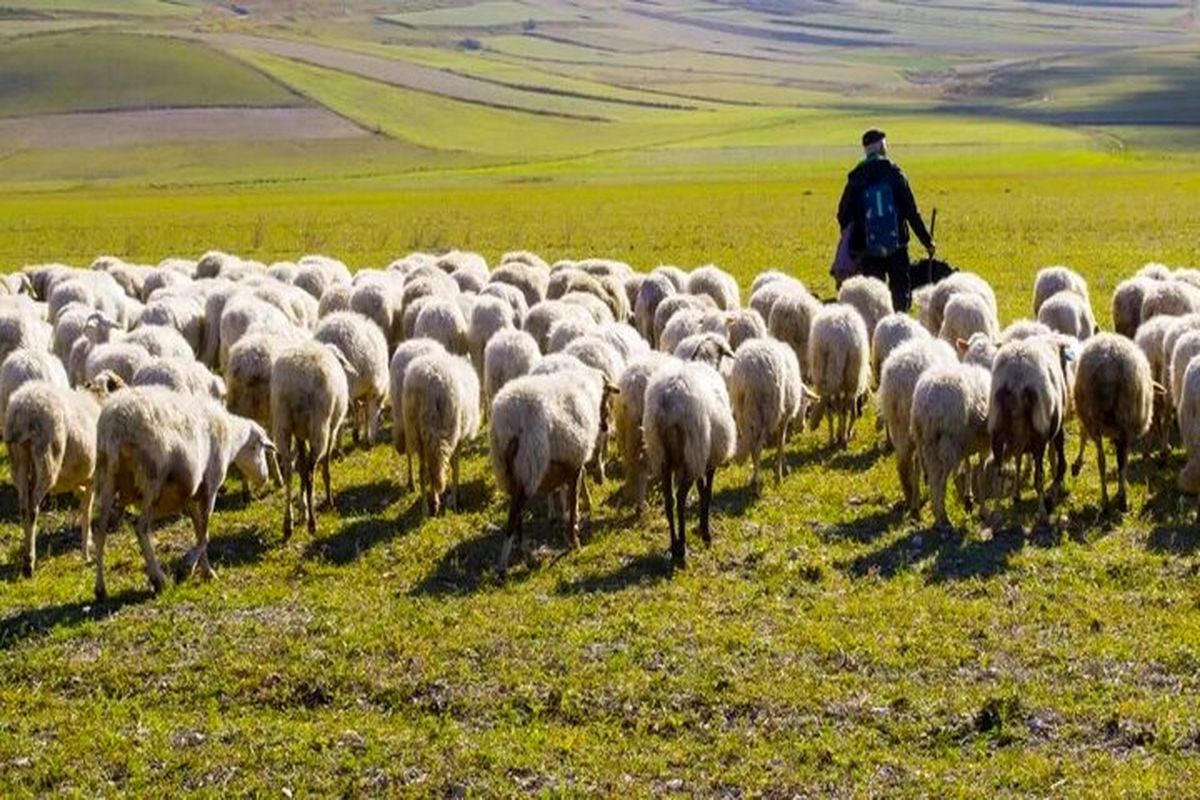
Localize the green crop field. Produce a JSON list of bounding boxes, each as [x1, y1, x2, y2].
[[2, 0, 1200, 796]]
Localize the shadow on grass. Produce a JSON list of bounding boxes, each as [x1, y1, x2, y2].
[[556, 551, 674, 595], [334, 480, 403, 516], [209, 525, 274, 569], [0, 589, 152, 650], [820, 506, 907, 544], [303, 497, 424, 565], [1140, 481, 1200, 554], [844, 524, 1026, 583]]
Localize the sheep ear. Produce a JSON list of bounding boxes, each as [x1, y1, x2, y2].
[[802, 385, 820, 402], [603, 377, 620, 397], [1152, 381, 1168, 396], [720, 341, 735, 359], [955, 338, 970, 354]]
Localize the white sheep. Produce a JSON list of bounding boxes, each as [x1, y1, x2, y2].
[[729, 337, 808, 487], [1138, 263, 1173, 281], [1177, 359, 1200, 494], [1140, 280, 1200, 323], [652, 293, 715, 348], [911, 362, 992, 526], [560, 291, 616, 325], [84, 342, 152, 386], [4, 381, 108, 575], [1073, 333, 1154, 510], [402, 351, 481, 515], [1037, 291, 1096, 341], [468, 295, 518, 379], [614, 351, 673, 513], [838, 276, 893, 342], [1032, 266, 1089, 316], [546, 317, 597, 354], [479, 282, 528, 325], [389, 338, 448, 491], [137, 294, 206, 356], [349, 278, 404, 350], [314, 311, 389, 444], [652, 265, 689, 292], [807, 303, 870, 447], [1170, 330, 1200, 413], [643, 359, 736, 566], [92, 387, 276, 598], [916, 272, 998, 336], [634, 273, 676, 342], [767, 289, 823, 381], [412, 296, 469, 356], [218, 294, 295, 371], [271, 341, 350, 540], [878, 338, 957, 513], [1000, 319, 1054, 344], [940, 292, 1000, 350], [132, 356, 226, 400], [1135, 314, 1177, 457], [489, 260, 548, 308], [318, 283, 352, 318], [0, 306, 52, 366], [871, 312, 929, 387], [686, 265, 740, 310], [524, 300, 593, 353], [595, 321, 649, 363], [0, 347, 69, 421], [959, 332, 998, 371], [724, 308, 767, 351], [1112, 276, 1154, 338], [224, 330, 302, 432], [748, 273, 804, 323], [483, 329, 540, 410]]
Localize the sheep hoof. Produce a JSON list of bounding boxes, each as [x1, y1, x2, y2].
[[1115, 493, 1129, 513], [22, 559, 34, 579], [149, 573, 166, 595], [94, 584, 107, 602], [282, 522, 293, 542], [1071, 462, 1083, 478]]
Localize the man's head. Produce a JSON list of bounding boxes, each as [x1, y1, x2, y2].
[[862, 128, 887, 157]]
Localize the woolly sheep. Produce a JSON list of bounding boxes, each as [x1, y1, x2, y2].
[[218, 295, 295, 371], [748, 275, 804, 324], [479, 282, 528, 324], [125, 324, 196, 361], [596, 321, 648, 363], [1000, 319, 1053, 344], [767, 289, 823, 381], [643, 359, 736, 566], [271, 341, 350, 540], [1140, 280, 1200, 323], [1037, 291, 1096, 341], [225, 330, 303, 432], [560, 291, 616, 325], [1138, 263, 1173, 281], [402, 351, 481, 515], [132, 356, 226, 401], [490, 367, 616, 573], [940, 292, 1000, 349], [750, 270, 801, 297], [960, 332, 998, 371], [729, 337, 807, 487], [1177, 359, 1200, 494], [5, 382, 108, 576], [871, 312, 929, 387], [318, 283, 352, 318], [673, 332, 734, 371], [483, 329, 540, 410], [314, 311, 390, 445], [724, 308, 767, 351], [142, 267, 191, 300], [911, 362, 992, 526], [137, 294, 205, 356], [468, 295, 518, 377], [614, 351, 673, 513], [652, 293, 715, 348], [0, 348, 69, 421], [686, 265, 740, 311], [0, 307, 52, 366], [489, 260, 548, 308], [563, 336, 625, 479], [1112, 276, 1154, 338], [293, 255, 352, 300], [1073, 333, 1154, 510], [52, 303, 91, 362], [413, 296, 469, 356], [1032, 266, 1089, 315], [917, 272, 998, 336], [659, 309, 705, 355], [389, 338, 449, 491], [807, 303, 870, 447], [546, 317, 597, 354], [1170, 330, 1200, 412], [838, 276, 893, 342], [195, 250, 242, 280], [634, 273, 676, 342], [652, 265, 689, 292], [524, 300, 593, 353], [92, 387, 276, 598], [349, 280, 403, 349], [84, 342, 151, 386], [877, 338, 957, 513], [1135, 314, 1177, 456]]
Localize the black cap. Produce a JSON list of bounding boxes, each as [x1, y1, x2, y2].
[[862, 129, 886, 147]]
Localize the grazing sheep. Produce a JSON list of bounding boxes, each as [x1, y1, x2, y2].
[[987, 337, 1072, 521], [634, 273, 676, 342], [687, 265, 740, 310], [729, 338, 807, 487], [218, 295, 295, 371], [1135, 314, 1177, 456], [225, 330, 302, 432], [468, 295, 518, 378], [560, 291, 616, 325], [0, 348, 69, 420], [0, 307, 52, 366], [483, 329, 540, 410], [1112, 276, 1154, 338], [673, 332, 734, 371], [125, 324, 196, 361], [546, 317, 597, 354], [4, 381, 108, 575], [916, 272, 998, 336], [349, 279, 403, 349], [724, 308, 767, 351], [92, 387, 276, 598], [652, 265, 688, 292], [479, 282, 528, 324], [137, 294, 205, 356], [293, 255, 351, 301], [195, 250, 242, 280], [878, 338, 957, 513], [658, 309, 705, 355], [911, 362, 992, 526], [614, 351, 673, 513], [402, 352, 481, 515], [1140, 280, 1200, 323], [1033, 266, 1089, 315], [838, 276, 893, 342], [524, 300, 593, 353], [807, 303, 870, 447], [52, 303, 92, 362], [768, 289, 823, 381], [84, 342, 152, 386], [389, 338, 448, 491], [318, 283, 352, 318], [1073, 333, 1154, 510], [413, 296, 469, 356], [132, 357, 226, 400], [940, 292, 1000, 349], [1037, 291, 1097, 341], [596, 321, 648, 363], [489, 260, 548, 308], [1138, 263, 1173, 281], [1000, 319, 1053, 344], [871, 313, 929, 387], [643, 359, 736, 566], [271, 342, 350, 540], [1170, 330, 1200, 412], [960, 332, 999, 371], [652, 293, 715, 348], [314, 311, 390, 444], [563, 335, 626, 480], [1176, 359, 1200, 494], [490, 368, 616, 573]]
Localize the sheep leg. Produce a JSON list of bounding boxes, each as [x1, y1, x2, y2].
[[749, 444, 761, 490], [776, 421, 788, 484], [93, 470, 115, 600], [675, 476, 691, 565], [1051, 427, 1067, 495], [898, 442, 919, 517], [565, 468, 582, 550], [497, 491, 523, 575], [366, 397, 381, 445], [321, 450, 334, 511], [596, 432, 608, 483], [77, 484, 95, 564], [181, 498, 217, 582], [826, 408, 835, 447], [580, 473, 593, 513], [1033, 442, 1049, 524], [662, 469, 680, 564], [301, 443, 318, 537], [281, 438, 295, 542], [406, 451, 415, 493], [135, 507, 167, 595], [929, 461, 948, 528], [449, 449, 461, 513], [1115, 437, 1130, 512], [20, 494, 38, 579], [699, 468, 715, 546], [1071, 428, 1086, 477], [1095, 436, 1109, 508]]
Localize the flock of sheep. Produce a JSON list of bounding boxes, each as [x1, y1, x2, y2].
[[0, 250, 1194, 599]]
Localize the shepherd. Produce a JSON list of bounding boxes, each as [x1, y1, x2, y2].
[[836, 129, 936, 312]]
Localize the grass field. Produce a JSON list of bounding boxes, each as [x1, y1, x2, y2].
[[2, 0, 1200, 795]]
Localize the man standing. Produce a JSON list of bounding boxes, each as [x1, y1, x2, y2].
[[837, 129, 935, 312]]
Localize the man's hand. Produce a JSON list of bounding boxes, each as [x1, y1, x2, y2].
[[924, 241, 937, 259]]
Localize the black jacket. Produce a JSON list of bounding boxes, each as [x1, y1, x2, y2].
[[837, 155, 932, 255]]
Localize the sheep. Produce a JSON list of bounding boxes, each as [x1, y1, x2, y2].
[[750, 269, 802, 296], [84, 342, 152, 386], [500, 250, 549, 272], [686, 265, 739, 311], [490, 368, 617, 573], [960, 332, 999, 371], [596, 321, 648, 363], [271, 342, 350, 540], [643, 359, 736, 566], [1136, 314, 1178, 457], [412, 296, 469, 356], [195, 250, 242, 279], [225, 330, 303, 432], [1032, 266, 1089, 315], [916, 272, 998, 336], [318, 283, 352, 318], [838, 276, 893, 342], [563, 335, 626, 480], [293, 255, 351, 300], [489, 260, 548, 308], [142, 267, 191, 300], [1037, 291, 1097, 341], [314, 311, 389, 445], [548, 268, 611, 308], [132, 357, 226, 400], [652, 265, 689, 292], [987, 337, 1073, 522], [1073, 333, 1154, 511], [1177, 359, 1200, 494], [807, 303, 870, 447], [878, 338, 957, 513], [768, 289, 823, 381], [201, 283, 246, 367], [137, 294, 205, 356], [652, 293, 715, 348], [483, 329, 540, 410], [1000, 319, 1054, 344], [614, 351, 673, 513], [125, 324, 196, 361], [1176, 268, 1200, 289], [1140, 280, 1200, 323], [658, 309, 706, 355], [1138, 263, 1173, 281], [218, 295, 295, 371], [47, 272, 127, 325], [0, 348, 69, 421], [560, 291, 616, 325], [871, 312, 929, 387], [1112, 276, 1155, 338], [349, 280, 403, 349], [389, 338, 449, 491], [524, 300, 593, 353], [673, 332, 734, 371], [910, 362, 992, 526], [436, 250, 488, 279], [266, 261, 299, 284], [724, 308, 767, 351], [1170, 330, 1200, 412], [5, 381, 109, 576], [91, 387, 276, 598], [634, 272, 676, 342], [748, 275, 804, 324], [468, 295, 518, 378], [402, 351, 481, 515], [52, 303, 93, 361], [546, 317, 597, 354], [940, 292, 1000, 350], [0, 307, 52, 366], [479, 282, 528, 324], [728, 337, 807, 487]]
